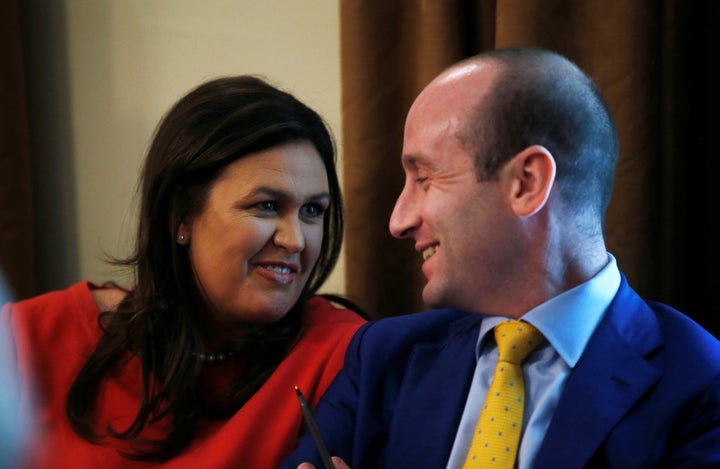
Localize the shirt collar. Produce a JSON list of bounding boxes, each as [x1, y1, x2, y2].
[[477, 254, 621, 367]]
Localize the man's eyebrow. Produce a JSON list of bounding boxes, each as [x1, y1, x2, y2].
[[401, 154, 433, 171]]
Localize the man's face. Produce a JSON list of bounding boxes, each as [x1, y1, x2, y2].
[[389, 64, 524, 314]]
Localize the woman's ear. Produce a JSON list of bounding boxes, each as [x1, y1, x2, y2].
[[176, 221, 190, 245], [503, 145, 556, 217]]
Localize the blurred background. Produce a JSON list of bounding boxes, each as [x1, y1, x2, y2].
[[2, 0, 346, 296]]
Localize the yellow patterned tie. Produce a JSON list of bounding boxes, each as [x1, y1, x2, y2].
[[462, 320, 543, 468]]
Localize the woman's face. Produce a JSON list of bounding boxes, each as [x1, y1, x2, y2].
[[179, 141, 329, 335]]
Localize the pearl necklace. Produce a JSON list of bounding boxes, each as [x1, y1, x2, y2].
[[195, 346, 242, 365]]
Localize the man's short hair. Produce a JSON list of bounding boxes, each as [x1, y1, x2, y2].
[[457, 47, 619, 223]]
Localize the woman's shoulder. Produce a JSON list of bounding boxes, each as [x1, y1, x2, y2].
[[302, 295, 367, 329], [281, 297, 366, 386], [2, 281, 108, 353], [3, 281, 96, 316], [2, 281, 128, 338]]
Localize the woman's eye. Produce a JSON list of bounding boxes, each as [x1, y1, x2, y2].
[[301, 203, 326, 219], [255, 201, 278, 212]]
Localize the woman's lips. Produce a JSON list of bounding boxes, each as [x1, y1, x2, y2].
[[254, 263, 297, 285]]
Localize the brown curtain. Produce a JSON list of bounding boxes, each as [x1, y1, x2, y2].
[[0, 0, 35, 301], [340, 0, 720, 339]]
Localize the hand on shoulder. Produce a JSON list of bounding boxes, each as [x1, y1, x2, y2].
[[90, 284, 127, 312]]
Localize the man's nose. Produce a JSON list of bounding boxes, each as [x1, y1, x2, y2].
[[389, 186, 420, 239]]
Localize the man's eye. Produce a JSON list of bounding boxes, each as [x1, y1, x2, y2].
[[415, 177, 430, 191]]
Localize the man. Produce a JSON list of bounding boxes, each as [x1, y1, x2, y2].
[[282, 47, 720, 468]]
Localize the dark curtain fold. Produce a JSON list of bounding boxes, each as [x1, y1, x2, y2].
[[340, 0, 720, 338], [0, 0, 35, 300]]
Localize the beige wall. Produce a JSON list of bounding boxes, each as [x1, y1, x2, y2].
[[24, 1, 345, 295]]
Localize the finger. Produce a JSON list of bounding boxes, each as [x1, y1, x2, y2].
[[331, 456, 350, 469]]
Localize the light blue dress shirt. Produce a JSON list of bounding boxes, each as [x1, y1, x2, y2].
[[445, 254, 621, 469]]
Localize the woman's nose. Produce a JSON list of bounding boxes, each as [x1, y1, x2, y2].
[[274, 216, 305, 252]]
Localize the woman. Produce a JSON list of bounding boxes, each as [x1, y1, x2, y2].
[[2, 76, 366, 468]]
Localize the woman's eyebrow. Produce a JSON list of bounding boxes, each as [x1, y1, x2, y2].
[[244, 186, 330, 201]]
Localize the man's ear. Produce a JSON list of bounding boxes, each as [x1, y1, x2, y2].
[[502, 145, 556, 217]]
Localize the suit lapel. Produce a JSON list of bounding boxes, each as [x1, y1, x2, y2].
[[387, 313, 483, 468], [534, 280, 664, 468]]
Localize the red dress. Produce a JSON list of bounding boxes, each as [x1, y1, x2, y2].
[[2, 282, 365, 468]]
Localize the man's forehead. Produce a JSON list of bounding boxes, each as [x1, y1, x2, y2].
[[434, 58, 496, 86], [413, 61, 495, 117], [435, 62, 484, 85]]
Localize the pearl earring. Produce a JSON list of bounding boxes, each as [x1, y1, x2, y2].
[[177, 233, 186, 243]]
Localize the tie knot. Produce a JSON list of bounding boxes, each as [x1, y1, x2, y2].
[[494, 320, 543, 364]]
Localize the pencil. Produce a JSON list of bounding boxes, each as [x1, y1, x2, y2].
[[294, 385, 335, 469]]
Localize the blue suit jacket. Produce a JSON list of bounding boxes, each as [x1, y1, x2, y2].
[[281, 276, 720, 468]]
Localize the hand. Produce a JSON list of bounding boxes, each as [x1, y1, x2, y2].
[[297, 456, 350, 469]]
